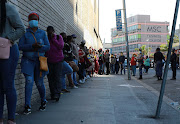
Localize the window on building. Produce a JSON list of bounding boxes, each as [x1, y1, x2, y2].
[[138, 34, 141, 39]]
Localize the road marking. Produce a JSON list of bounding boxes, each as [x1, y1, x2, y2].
[[118, 84, 143, 88]]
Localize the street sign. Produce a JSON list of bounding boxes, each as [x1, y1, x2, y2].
[[115, 9, 122, 31]]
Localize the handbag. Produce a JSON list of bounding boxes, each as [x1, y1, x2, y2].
[[68, 61, 79, 72], [31, 33, 48, 76], [0, 37, 12, 59]]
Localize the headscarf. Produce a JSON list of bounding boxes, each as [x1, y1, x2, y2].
[[0, 0, 7, 34], [28, 11, 39, 21]]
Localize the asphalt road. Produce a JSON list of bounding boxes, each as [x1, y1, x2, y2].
[[15, 74, 180, 124]]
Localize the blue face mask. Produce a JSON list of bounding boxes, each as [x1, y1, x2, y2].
[[29, 20, 38, 28]]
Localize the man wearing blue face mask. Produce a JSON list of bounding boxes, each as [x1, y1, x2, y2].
[[19, 12, 50, 115]]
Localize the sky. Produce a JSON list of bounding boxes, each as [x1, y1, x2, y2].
[[99, 0, 180, 43]]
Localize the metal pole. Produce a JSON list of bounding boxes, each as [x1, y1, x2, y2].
[[122, 0, 131, 80], [155, 0, 179, 118]]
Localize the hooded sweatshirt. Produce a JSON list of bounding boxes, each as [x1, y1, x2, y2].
[[45, 34, 64, 63]]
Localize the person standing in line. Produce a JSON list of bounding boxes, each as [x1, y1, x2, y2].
[[0, 0, 25, 123], [19, 12, 50, 115], [78, 44, 86, 83], [170, 48, 177, 80], [70, 34, 80, 86], [154, 48, 164, 80], [110, 54, 116, 74], [98, 49, 104, 75], [137, 49, 144, 79], [45, 26, 64, 101], [104, 49, 110, 75], [144, 56, 150, 74], [115, 55, 120, 74], [131, 54, 137, 76], [119, 52, 126, 75]]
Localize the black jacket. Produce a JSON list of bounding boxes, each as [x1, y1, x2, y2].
[[119, 55, 125, 63], [170, 53, 177, 66], [63, 43, 73, 61], [154, 51, 164, 63]]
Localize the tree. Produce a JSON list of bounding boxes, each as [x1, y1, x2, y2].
[[162, 35, 179, 52], [134, 45, 152, 56], [160, 44, 168, 52]]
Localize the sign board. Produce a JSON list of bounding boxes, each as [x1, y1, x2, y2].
[[115, 9, 122, 31]]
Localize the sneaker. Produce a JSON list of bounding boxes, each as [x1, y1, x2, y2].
[[61, 89, 70, 93], [7, 120, 16, 124], [72, 86, 78, 89], [86, 75, 90, 79], [23, 105, 31, 115], [76, 83, 81, 86], [79, 80, 84, 84], [39, 101, 47, 111], [83, 78, 86, 83]]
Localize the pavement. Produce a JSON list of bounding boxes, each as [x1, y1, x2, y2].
[[133, 68, 180, 104], [14, 74, 180, 124]]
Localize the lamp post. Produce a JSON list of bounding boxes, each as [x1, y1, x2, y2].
[[122, 0, 131, 80]]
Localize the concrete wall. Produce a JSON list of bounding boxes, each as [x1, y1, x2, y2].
[[3, 0, 102, 114]]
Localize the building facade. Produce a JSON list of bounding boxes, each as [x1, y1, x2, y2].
[[111, 15, 169, 56], [4, 0, 102, 114]]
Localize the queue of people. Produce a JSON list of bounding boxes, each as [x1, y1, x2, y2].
[[0, 1, 97, 123], [0, 1, 179, 124]]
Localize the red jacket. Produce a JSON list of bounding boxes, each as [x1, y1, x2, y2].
[[131, 57, 136, 66]]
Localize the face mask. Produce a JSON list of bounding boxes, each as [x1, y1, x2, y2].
[[139, 51, 142, 54], [29, 20, 38, 28]]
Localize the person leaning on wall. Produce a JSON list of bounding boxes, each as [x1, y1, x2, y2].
[[0, 0, 25, 124]]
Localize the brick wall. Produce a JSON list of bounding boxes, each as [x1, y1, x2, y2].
[[3, 0, 102, 115]]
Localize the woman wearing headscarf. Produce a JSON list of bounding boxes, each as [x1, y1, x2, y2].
[[19, 12, 50, 115], [0, 0, 25, 124]]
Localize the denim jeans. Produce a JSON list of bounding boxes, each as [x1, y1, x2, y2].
[[156, 61, 163, 77], [78, 63, 85, 80], [24, 60, 46, 107], [131, 65, 136, 76], [71, 59, 78, 85], [139, 64, 143, 76], [0, 44, 19, 120], [120, 63, 125, 74], [115, 64, 119, 74], [47, 62, 63, 99], [110, 64, 115, 74], [61, 61, 73, 89]]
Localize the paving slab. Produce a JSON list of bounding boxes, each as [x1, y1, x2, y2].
[[14, 74, 180, 124]]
